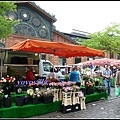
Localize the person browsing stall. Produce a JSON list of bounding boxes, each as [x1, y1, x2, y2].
[[25, 67, 35, 81], [69, 66, 80, 85], [102, 64, 113, 96]]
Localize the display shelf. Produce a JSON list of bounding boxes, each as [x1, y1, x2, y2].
[[4, 64, 38, 67]]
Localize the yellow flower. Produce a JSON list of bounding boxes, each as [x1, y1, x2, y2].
[[27, 89, 34, 96]]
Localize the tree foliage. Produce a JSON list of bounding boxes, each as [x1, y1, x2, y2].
[[77, 22, 120, 58], [0, 1, 19, 40]]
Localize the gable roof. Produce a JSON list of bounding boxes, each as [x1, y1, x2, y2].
[[15, 1, 57, 22]]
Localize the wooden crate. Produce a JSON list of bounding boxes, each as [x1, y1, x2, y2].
[[62, 92, 72, 106], [72, 92, 80, 105], [27, 58, 33, 64]]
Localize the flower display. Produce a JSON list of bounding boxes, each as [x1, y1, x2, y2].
[[0, 88, 3, 99], [41, 90, 54, 96], [27, 89, 34, 96], [78, 91, 84, 98], [85, 81, 94, 88], [72, 85, 80, 92], [62, 86, 73, 92]]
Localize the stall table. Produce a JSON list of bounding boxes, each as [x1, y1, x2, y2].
[[0, 91, 108, 118]]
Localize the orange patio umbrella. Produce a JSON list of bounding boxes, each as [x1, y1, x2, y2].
[[10, 39, 104, 58]]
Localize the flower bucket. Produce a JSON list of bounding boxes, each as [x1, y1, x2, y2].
[[43, 96, 54, 104], [32, 97, 39, 104], [3, 96, 12, 108], [86, 87, 91, 95], [0, 98, 2, 108], [16, 96, 24, 106], [24, 96, 30, 105]]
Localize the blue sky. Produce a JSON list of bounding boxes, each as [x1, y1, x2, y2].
[[34, 1, 120, 34]]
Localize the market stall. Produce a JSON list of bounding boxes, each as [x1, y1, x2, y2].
[[0, 39, 106, 118]]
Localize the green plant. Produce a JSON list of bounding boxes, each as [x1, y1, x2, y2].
[[64, 74, 70, 82], [41, 90, 54, 96], [0, 88, 3, 99], [82, 75, 89, 81]]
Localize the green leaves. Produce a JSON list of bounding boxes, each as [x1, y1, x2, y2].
[[77, 22, 120, 58], [0, 2, 19, 40]]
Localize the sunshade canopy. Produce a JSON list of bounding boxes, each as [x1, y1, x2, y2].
[[111, 60, 120, 66], [10, 39, 104, 58], [82, 58, 116, 66]]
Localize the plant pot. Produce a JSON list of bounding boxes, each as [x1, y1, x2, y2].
[[91, 88, 94, 94], [3, 96, 12, 108], [24, 96, 30, 105], [80, 88, 86, 96], [0, 98, 2, 108], [95, 82, 99, 86], [43, 96, 54, 104], [16, 96, 24, 106], [32, 97, 39, 104], [97, 89, 102, 93], [86, 87, 91, 95]]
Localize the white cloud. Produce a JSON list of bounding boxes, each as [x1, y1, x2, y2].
[[34, 1, 120, 34]]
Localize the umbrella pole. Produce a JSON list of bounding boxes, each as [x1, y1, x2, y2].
[[39, 53, 41, 76]]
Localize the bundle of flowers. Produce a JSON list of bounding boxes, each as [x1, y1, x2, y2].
[[0, 88, 3, 99], [41, 89, 54, 97], [27, 88, 34, 96], [85, 81, 94, 88], [31, 92, 42, 98], [72, 85, 80, 92], [62, 86, 73, 92], [78, 91, 84, 98], [29, 82, 39, 87], [0, 76, 15, 83]]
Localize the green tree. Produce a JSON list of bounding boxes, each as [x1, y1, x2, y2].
[[0, 1, 19, 40], [78, 22, 120, 58]]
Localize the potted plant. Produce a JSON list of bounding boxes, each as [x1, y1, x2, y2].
[[85, 81, 94, 95], [0, 87, 3, 108], [64, 74, 70, 82], [94, 78, 100, 86], [96, 86, 103, 93], [101, 86, 107, 92], [41, 90, 54, 104]]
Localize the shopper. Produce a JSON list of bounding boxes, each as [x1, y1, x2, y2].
[[69, 66, 80, 86], [115, 66, 120, 88], [25, 67, 35, 81], [102, 64, 113, 96]]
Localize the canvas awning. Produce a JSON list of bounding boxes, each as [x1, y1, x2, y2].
[[10, 39, 104, 58]]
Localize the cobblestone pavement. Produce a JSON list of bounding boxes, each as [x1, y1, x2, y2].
[[28, 87, 120, 119]]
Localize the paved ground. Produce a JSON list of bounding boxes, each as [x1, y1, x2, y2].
[[28, 87, 120, 119]]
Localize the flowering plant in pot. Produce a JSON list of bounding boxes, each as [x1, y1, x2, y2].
[[72, 85, 80, 92], [0, 87, 3, 108], [94, 78, 100, 86], [41, 90, 54, 104], [62, 86, 73, 92], [85, 81, 94, 95]]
